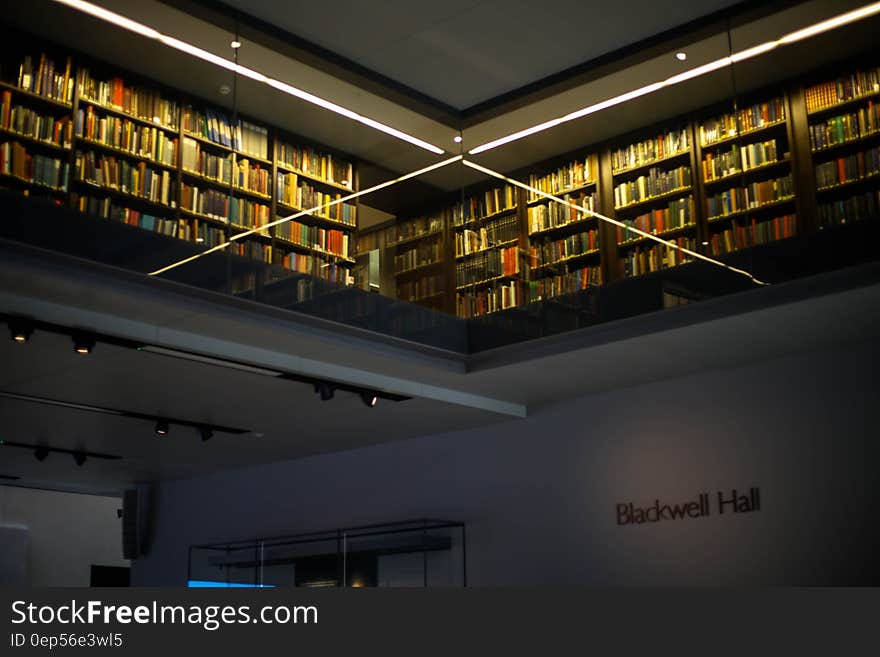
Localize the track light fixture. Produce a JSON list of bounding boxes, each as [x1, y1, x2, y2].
[[199, 426, 214, 442], [72, 333, 95, 354], [9, 320, 33, 343], [34, 445, 49, 462], [360, 391, 378, 408], [73, 451, 87, 466], [155, 420, 169, 436], [314, 382, 335, 401]]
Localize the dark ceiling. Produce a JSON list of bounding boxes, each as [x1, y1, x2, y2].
[[213, 0, 746, 110]]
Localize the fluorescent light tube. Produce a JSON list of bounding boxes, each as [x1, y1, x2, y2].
[[469, 1, 880, 154], [52, 0, 445, 155]]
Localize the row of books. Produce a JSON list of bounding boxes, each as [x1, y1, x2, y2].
[[804, 65, 880, 113], [182, 136, 232, 182], [276, 172, 357, 225], [809, 105, 880, 150], [817, 191, 880, 228], [393, 214, 445, 242], [699, 99, 785, 145], [455, 246, 519, 287], [706, 174, 794, 219], [182, 106, 268, 159], [180, 183, 268, 227], [617, 197, 695, 242], [231, 241, 271, 263], [621, 237, 696, 278], [702, 139, 782, 181], [78, 69, 179, 129], [613, 166, 691, 208], [75, 150, 174, 204], [0, 141, 68, 190], [281, 251, 325, 275], [76, 106, 177, 165], [17, 54, 74, 104], [708, 215, 797, 255], [397, 274, 444, 303], [814, 147, 880, 189], [456, 215, 519, 256], [276, 142, 353, 189], [611, 129, 689, 172], [395, 242, 442, 273], [73, 193, 225, 247], [528, 191, 597, 233], [459, 184, 517, 222], [0, 95, 72, 148], [529, 229, 599, 268], [458, 284, 517, 318], [528, 265, 602, 303], [456, 282, 521, 318], [274, 220, 350, 258], [527, 157, 594, 199]]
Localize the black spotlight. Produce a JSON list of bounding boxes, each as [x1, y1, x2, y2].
[[34, 445, 50, 462], [314, 382, 335, 401], [73, 452, 87, 467], [155, 420, 169, 436], [199, 426, 214, 442], [360, 391, 378, 408], [72, 333, 95, 355], [9, 320, 33, 343]]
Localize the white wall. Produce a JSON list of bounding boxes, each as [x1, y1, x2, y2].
[[132, 337, 880, 586], [0, 486, 129, 586]]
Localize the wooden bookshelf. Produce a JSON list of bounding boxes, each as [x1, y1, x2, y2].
[[0, 40, 360, 284]]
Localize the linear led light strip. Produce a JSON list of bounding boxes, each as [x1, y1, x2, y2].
[[52, 0, 446, 155], [149, 155, 463, 276], [469, 1, 880, 154], [461, 159, 767, 286]]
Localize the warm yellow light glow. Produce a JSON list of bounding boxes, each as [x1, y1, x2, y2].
[[469, 1, 880, 154], [461, 159, 767, 286], [51, 0, 446, 155]]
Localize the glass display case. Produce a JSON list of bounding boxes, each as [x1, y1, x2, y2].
[[187, 519, 465, 588]]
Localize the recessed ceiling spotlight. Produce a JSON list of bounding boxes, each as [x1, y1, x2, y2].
[[676, 52, 687, 61], [453, 135, 463, 143], [9, 320, 33, 343], [73, 452, 87, 467], [702, 240, 709, 246], [72, 334, 95, 354], [219, 84, 231, 96], [230, 40, 241, 49], [155, 420, 169, 436], [360, 391, 378, 408], [196, 237, 205, 243]]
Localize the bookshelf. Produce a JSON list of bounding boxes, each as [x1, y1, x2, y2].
[[525, 154, 603, 302], [0, 49, 73, 204], [609, 126, 698, 278], [804, 63, 880, 231], [3, 35, 880, 319], [696, 94, 799, 256], [453, 183, 525, 318], [0, 39, 359, 281]]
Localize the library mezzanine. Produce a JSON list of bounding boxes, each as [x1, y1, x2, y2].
[[0, 0, 878, 588]]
